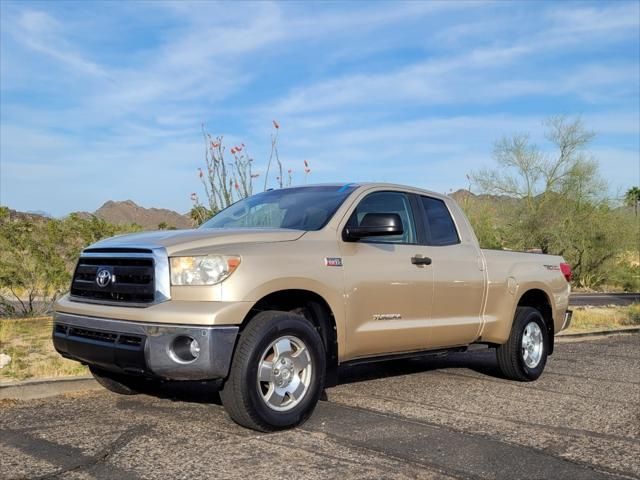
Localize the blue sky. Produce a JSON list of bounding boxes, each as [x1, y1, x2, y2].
[[1, 0, 638, 217]]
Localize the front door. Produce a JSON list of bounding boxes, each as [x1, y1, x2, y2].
[[338, 190, 435, 359]]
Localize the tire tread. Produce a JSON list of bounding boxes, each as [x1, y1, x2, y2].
[[221, 311, 325, 432], [220, 313, 275, 430], [496, 306, 547, 382]]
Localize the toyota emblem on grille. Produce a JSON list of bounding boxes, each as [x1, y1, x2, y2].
[[95, 268, 112, 288]]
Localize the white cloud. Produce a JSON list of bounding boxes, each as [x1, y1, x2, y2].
[[0, 123, 203, 216], [262, 1, 639, 118], [11, 9, 108, 77], [546, 2, 640, 35], [1, 1, 638, 215]]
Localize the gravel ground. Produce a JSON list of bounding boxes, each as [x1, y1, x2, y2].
[[1, 333, 638, 480]]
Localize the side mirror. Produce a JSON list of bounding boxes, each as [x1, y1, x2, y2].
[[343, 213, 404, 241]]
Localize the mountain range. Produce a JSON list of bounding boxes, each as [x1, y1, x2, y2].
[[5, 200, 194, 230], [75, 200, 194, 230], [5, 190, 632, 231], [3, 191, 501, 231]]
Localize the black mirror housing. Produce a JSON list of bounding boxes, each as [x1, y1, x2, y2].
[[343, 213, 404, 241]]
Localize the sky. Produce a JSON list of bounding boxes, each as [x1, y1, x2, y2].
[[0, 0, 639, 217]]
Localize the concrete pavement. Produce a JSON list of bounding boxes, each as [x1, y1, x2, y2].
[[1, 333, 638, 479], [569, 293, 639, 307]]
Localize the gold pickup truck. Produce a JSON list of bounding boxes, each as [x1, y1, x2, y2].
[[53, 183, 572, 431]]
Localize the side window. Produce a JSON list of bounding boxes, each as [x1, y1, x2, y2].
[[420, 196, 460, 246], [346, 191, 416, 244]]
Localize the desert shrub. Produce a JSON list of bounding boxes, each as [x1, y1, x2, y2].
[[0, 209, 140, 317]]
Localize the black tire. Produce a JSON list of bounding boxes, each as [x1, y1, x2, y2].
[[90, 367, 141, 395], [496, 306, 549, 381], [220, 310, 326, 432]]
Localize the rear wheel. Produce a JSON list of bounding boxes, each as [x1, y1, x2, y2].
[[220, 311, 326, 432], [90, 367, 141, 395], [496, 307, 549, 381]]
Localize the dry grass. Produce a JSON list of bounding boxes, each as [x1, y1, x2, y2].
[[568, 304, 640, 332], [0, 317, 87, 383]]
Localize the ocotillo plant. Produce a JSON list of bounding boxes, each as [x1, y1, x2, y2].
[[193, 120, 311, 223]]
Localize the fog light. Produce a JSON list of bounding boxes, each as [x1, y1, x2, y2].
[[189, 338, 200, 359], [170, 335, 200, 363]]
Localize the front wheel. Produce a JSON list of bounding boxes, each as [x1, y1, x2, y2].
[[496, 307, 549, 381], [220, 311, 326, 432]]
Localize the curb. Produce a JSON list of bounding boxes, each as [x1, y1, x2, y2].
[[556, 326, 640, 341], [0, 376, 100, 401]]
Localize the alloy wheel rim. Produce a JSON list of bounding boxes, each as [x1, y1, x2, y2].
[[521, 321, 543, 368], [257, 335, 312, 412]]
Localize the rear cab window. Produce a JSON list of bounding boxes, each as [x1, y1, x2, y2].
[[419, 196, 460, 246]]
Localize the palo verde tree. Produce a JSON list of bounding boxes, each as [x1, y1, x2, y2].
[[471, 116, 633, 289]]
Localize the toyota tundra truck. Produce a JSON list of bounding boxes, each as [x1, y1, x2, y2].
[[53, 183, 573, 431]]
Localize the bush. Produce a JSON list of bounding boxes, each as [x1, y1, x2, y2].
[[0, 208, 141, 317]]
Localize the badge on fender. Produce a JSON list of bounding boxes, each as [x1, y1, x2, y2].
[[325, 257, 343, 267]]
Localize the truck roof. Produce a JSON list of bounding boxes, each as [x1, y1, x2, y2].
[[278, 182, 451, 201]]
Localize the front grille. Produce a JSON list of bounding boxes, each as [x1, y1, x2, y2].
[[70, 255, 155, 305], [119, 334, 144, 347], [56, 324, 145, 348], [84, 248, 153, 254], [69, 326, 118, 343]]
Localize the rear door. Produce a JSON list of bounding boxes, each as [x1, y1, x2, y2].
[[413, 195, 485, 348]]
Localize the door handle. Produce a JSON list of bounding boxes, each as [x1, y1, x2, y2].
[[411, 255, 432, 266]]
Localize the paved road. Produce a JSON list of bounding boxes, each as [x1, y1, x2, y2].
[[569, 293, 639, 307], [1, 333, 638, 479]]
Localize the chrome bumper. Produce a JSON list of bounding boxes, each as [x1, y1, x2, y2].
[[53, 312, 238, 381]]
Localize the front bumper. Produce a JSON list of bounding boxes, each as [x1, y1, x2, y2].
[[53, 312, 238, 381]]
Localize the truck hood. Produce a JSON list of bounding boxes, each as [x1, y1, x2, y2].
[[88, 228, 306, 256]]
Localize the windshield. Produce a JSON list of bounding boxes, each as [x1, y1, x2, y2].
[[200, 185, 358, 231]]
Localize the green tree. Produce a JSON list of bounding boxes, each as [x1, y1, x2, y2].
[[458, 194, 505, 250], [625, 186, 640, 216], [471, 116, 631, 289], [189, 204, 213, 226], [0, 217, 68, 316], [0, 213, 141, 317]]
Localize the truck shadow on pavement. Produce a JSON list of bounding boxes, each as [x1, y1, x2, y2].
[[336, 348, 503, 386], [137, 348, 503, 405], [132, 378, 224, 405]]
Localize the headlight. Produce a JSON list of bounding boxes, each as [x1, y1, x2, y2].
[[169, 255, 241, 286]]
